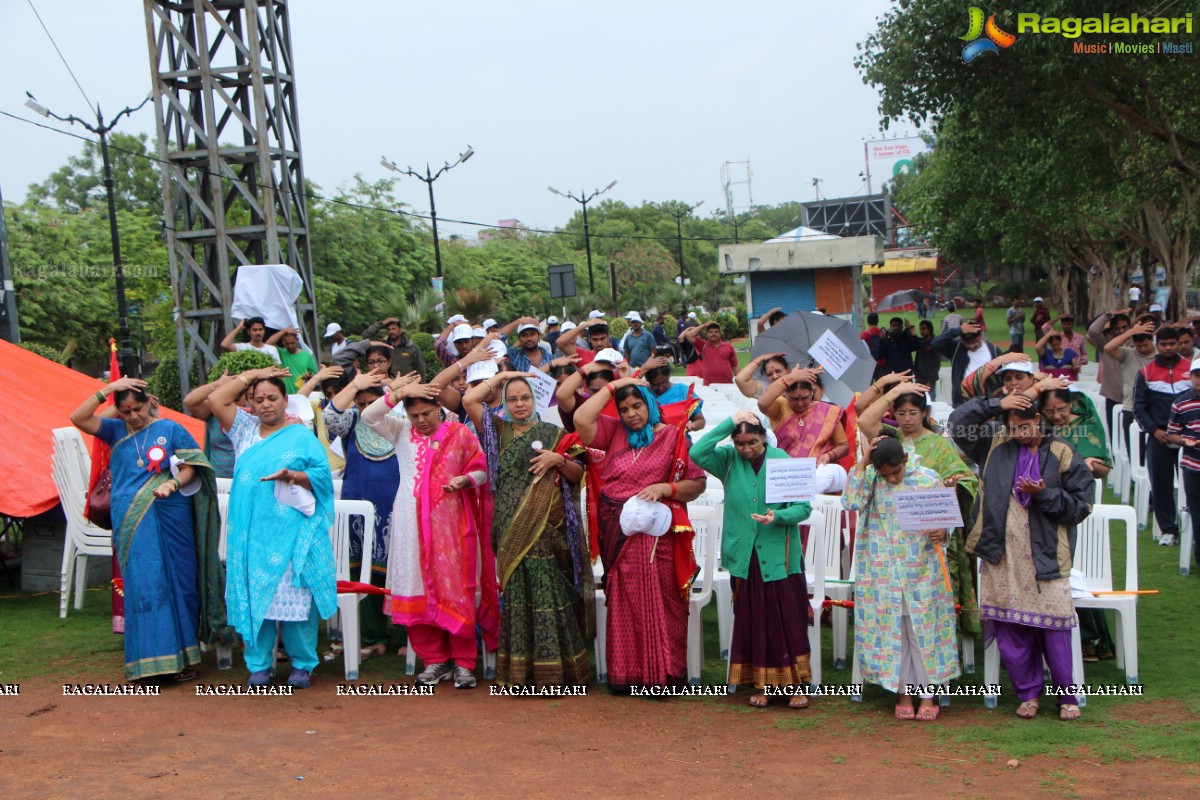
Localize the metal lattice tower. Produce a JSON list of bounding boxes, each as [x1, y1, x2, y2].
[[144, 0, 318, 396]]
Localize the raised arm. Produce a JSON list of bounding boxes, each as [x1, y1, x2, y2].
[[574, 376, 644, 446], [463, 370, 530, 432], [1105, 319, 1152, 359], [1034, 329, 1054, 357], [756, 307, 782, 334], [209, 366, 290, 430], [857, 381, 929, 439], [71, 377, 147, 436], [220, 319, 245, 353], [853, 370, 913, 415], [297, 364, 344, 398], [184, 371, 234, 421], [735, 353, 777, 398]]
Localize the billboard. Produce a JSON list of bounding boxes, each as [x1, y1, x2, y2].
[[866, 137, 931, 183]]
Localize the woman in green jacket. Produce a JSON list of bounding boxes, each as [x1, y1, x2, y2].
[[690, 410, 813, 708]]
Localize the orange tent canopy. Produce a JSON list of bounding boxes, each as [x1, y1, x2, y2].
[[0, 339, 205, 518]]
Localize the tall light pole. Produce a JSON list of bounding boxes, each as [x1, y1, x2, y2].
[[548, 181, 617, 294], [665, 200, 704, 305], [381, 146, 474, 279], [25, 92, 150, 378]]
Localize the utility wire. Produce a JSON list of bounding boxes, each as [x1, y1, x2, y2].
[[26, 0, 95, 113]]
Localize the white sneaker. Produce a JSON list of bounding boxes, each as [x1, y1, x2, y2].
[[452, 665, 477, 689], [1159, 534, 1178, 546], [415, 662, 452, 685]]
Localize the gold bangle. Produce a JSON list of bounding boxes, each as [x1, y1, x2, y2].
[[94, 390, 107, 403], [238, 374, 251, 387]]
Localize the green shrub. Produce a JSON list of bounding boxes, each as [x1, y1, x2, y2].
[[18, 341, 64, 362], [206, 350, 278, 383], [411, 332, 437, 381], [147, 351, 201, 412], [608, 317, 629, 342], [663, 313, 678, 337]]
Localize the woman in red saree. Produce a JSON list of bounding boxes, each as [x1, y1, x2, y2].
[[574, 377, 706, 692], [758, 368, 851, 465]]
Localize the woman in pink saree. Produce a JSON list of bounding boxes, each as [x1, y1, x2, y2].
[[758, 367, 851, 464], [361, 381, 499, 689]]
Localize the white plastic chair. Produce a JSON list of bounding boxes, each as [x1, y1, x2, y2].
[[1073, 504, 1139, 684], [1180, 461, 1194, 576], [50, 427, 114, 618], [1107, 402, 1126, 493], [802, 509, 826, 689], [328, 499, 376, 681], [686, 505, 719, 685], [1126, 431, 1151, 530], [809, 496, 852, 669]]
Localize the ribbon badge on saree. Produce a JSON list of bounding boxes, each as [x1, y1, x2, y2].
[[145, 445, 168, 474]]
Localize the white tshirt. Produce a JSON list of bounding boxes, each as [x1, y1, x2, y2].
[[234, 342, 281, 364], [965, 343, 992, 376], [1129, 286, 1142, 303]]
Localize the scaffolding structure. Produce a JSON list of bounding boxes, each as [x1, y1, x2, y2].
[[144, 0, 318, 396]]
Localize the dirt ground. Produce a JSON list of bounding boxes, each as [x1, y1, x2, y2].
[[1, 663, 1194, 800]]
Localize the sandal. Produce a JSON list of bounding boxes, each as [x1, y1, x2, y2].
[[916, 705, 940, 722], [1016, 700, 1040, 719], [788, 694, 809, 709], [894, 704, 916, 720], [173, 668, 198, 683], [322, 643, 344, 662], [1059, 704, 1081, 721], [359, 643, 387, 661], [748, 693, 770, 708]]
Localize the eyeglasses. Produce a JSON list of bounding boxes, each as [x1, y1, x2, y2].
[[367, 359, 390, 367]]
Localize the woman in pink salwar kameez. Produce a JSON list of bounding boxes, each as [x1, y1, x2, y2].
[[361, 383, 500, 689]]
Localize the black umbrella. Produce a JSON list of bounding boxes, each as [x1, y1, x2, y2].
[[876, 289, 923, 312], [752, 312, 875, 406]]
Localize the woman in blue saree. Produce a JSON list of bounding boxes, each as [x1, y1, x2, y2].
[[71, 377, 227, 682], [210, 368, 337, 688]]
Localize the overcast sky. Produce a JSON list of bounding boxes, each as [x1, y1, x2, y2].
[[1, 0, 913, 240]]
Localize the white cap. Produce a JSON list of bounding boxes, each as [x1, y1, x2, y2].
[[323, 322, 342, 338], [488, 339, 508, 358], [687, 311, 697, 319], [546, 316, 559, 325], [619, 496, 671, 538], [482, 318, 499, 330], [450, 323, 474, 343], [1149, 303, 1163, 313], [588, 310, 606, 320], [447, 314, 467, 325], [997, 361, 1035, 375], [1033, 297, 1044, 303], [471, 327, 486, 338], [594, 348, 624, 365], [466, 360, 499, 383], [517, 323, 540, 334], [626, 311, 643, 323], [1191, 358, 1200, 373], [560, 321, 576, 333]]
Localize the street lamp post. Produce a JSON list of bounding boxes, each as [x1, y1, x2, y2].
[[666, 200, 705, 300], [547, 181, 617, 294], [25, 92, 150, 378], [381, 146, 474, 279]]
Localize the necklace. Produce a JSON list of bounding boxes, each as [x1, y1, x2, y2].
[[793, 403, 815, 428], [129, 421, 153, 467]]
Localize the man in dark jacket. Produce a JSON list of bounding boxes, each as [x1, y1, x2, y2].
[[358, 317, 426, 379], [1133, 326, 1189, 545], [932, 321, 1001, 407]]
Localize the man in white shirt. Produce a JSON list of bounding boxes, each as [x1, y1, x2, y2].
[[221, 316, 281, 363], [1129, 284, 1142, 304], [324, 323, 350, 358]]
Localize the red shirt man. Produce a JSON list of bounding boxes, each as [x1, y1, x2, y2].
[[686, 322, 738, 385]]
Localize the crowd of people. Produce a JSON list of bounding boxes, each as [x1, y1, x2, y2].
[[68, 295, 1195, 723]]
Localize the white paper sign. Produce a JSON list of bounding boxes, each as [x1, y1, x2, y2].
[[893, 488, 963, 532], [808, 329, 857, 380], [522, 368, 557, 414], [764, 458, 818, 503]]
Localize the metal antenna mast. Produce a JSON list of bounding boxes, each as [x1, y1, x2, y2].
[[144, 0, 318, 397]]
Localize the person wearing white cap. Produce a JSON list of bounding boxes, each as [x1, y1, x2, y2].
[[689, 409, 814, 708], [1167, 358, 1200, 563], [482, 318, 500, 332], [621, 311, 655, 368], [461, 368, 594, 687], [947, 356, 1067, 469], [588, 309, 606, 320], [323, 322, 350, 358], [1148, 302, 1164, 316], [544, 316, 562, 352], [501, 317, 552, 373], [435, 318, 475, 367], [1030, 297, 1051, 333]]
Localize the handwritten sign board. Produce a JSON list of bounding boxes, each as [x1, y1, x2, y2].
[[764, 458, 818, 504], [893, 488, 963, 532], [523, 368, 557, 414], [808, 329, 857, 380]]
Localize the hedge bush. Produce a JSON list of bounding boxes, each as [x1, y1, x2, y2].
[[411, 332, 437, 381], [206, 350, 279, 383]]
